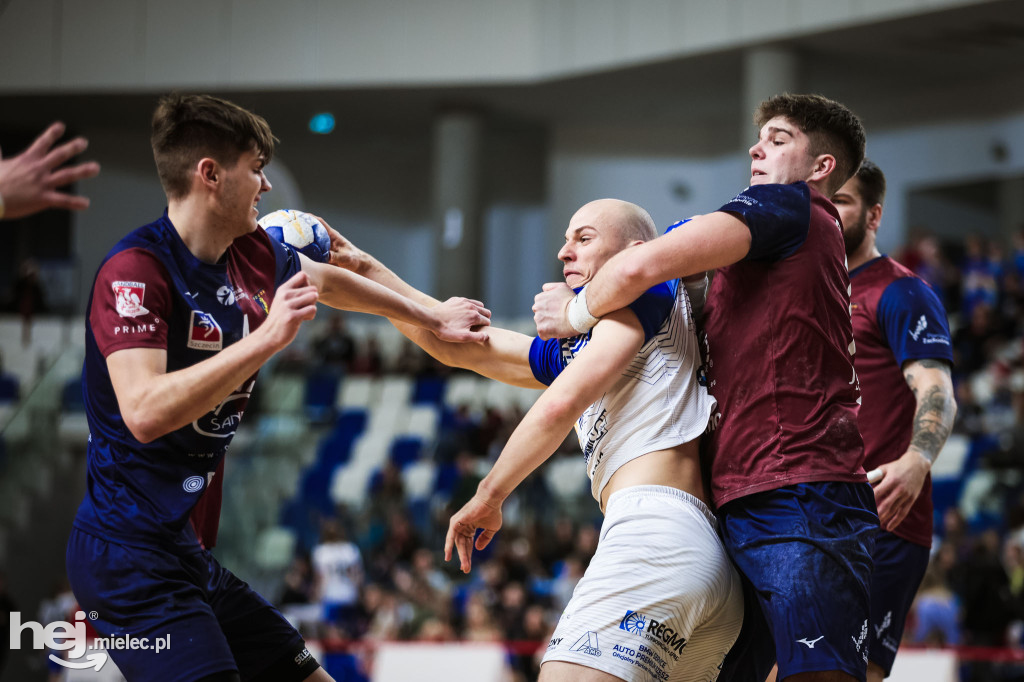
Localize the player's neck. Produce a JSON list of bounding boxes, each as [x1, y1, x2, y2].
[[167, 199, 235, 265], [848, 243, 881, 272]]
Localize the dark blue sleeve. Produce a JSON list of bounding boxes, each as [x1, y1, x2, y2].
[[626, 280, 676, 342], [529, 336, 567, 386], [268, 235, 302, 287], [718, 183, 810, 262], [877, 277, 954, 367], [527, 279, 674, 386]]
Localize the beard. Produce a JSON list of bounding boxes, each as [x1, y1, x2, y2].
[[843, 209, 868, 257]]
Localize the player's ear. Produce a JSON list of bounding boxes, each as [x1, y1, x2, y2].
[[197, 158, 219, 188], [811, 154, 837, 183], [866, 203, 883, 234]]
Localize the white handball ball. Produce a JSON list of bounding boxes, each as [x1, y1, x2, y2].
[[258, 209, 331, 263]]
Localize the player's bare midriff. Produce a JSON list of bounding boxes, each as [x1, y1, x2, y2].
[[599, 437, 706, 513]]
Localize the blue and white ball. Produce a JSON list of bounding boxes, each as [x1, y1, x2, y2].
[[258, 209, 331, 263]]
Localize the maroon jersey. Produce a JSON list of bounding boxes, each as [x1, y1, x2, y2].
[[851, 256, 953, 547], [699, 182, 865, 507], [78, 212, 300, 551]]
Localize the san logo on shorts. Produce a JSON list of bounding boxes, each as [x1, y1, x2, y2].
[[113, 281, 148, 318], [188, 311, 223, 351]]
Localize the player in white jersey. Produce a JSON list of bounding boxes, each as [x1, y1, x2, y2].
[[328, 199, 742, 682]]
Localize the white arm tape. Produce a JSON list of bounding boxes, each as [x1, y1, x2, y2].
[[567, 286, 600, 334]]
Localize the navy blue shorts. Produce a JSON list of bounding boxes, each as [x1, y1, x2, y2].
[[67, 527, 313, 682], [717, 482, 878, 682], [868, 530, 930, 675]]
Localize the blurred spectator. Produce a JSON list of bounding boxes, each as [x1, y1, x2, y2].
[[961, 235, 1001, 319], [535, 517, 576, 569], [362, 585, 410, 641], [311, 313, 356, 373], [367, 462, 407, 527], [954, 303, 1001, 376], [410, 548, 450, 595], [351, 336, 383, 376], [448, 450, 485, 511], [913, 234, 956, 307], [279, 554, 314, 606], [368, 511, 420, 581], [959, 529, 1013, 647], [415, 616, 455, 642], [550, 554, 586, 612], [311, 519, 364, 634], [6, 258, 47, 345], [461, 592, 502, 642], [1003, 535, 1024, 639], [990, 370, 1024, 469], [497, 581, 528, 641], [909, 560, 960, 646]]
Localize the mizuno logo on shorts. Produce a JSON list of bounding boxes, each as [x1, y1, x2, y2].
[[797, 636, 824, 648]]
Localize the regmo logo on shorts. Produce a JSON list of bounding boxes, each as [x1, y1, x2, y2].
[[620, 610, 647, 634]]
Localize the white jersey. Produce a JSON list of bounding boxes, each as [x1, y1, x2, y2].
[[311, 540, 363, 605], [529, 279, 716, 502]]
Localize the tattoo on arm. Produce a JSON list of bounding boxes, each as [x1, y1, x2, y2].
[[904, 360, 955, 464]]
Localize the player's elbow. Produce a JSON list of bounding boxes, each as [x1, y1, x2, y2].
[[540, 394, 583, 426], [615, 255, 657, 295], [122, 410, 166, 444]]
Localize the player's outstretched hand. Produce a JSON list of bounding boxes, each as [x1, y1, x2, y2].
[[312, 215, 368, 272], [260, 271, 319, 351], [533, 282, 577, 339], [0, 122, 101, 220], [433, 297, 490, 343], [444, 494, 503, 574], [868, 449, 931, 531]]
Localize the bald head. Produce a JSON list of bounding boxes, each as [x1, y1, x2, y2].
[[560, 199, 658, 287], [572, 199, 658, 246]]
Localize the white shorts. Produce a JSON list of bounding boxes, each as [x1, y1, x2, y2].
[[542, 485, 743, 682]]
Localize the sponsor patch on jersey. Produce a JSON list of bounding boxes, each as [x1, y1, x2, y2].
[[569, 631, 601, 657], [112, 281, 148, 318], [620, 610, 647, 634], [216, 285, 236, 306], [182, 475, 205, 493], [254, 289, 269, 315], [216, 285, 248, 306], [908, 314, 928, 341], [188, 310, 223, 351]]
